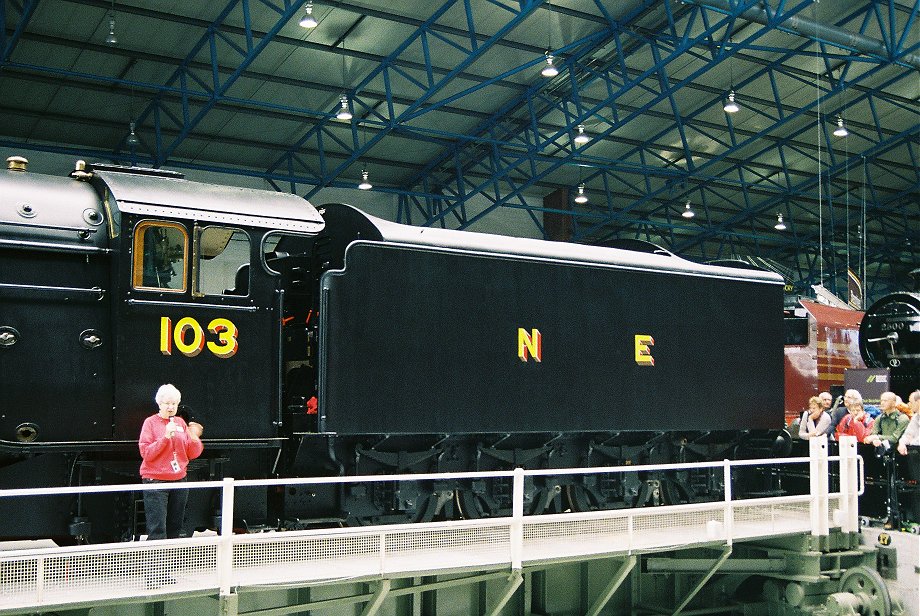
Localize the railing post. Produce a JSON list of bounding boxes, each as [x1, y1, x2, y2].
[[838, 435, 858, 533], [35, 556, 44, 605], [218, 477, 235, 596], [511, 468, 524, 570], [809, 436, 829, 536], [379, 529, 387, 575], [723, 459, 733, 545], [627, 515, 634, 553]]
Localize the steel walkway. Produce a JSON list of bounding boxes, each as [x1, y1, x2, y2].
[[0, 437, 860, 614]]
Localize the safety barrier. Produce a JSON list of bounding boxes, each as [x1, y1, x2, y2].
[[0, 435, 861, 612]]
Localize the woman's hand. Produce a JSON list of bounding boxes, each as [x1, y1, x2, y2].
[[188, 422, 203, 440]]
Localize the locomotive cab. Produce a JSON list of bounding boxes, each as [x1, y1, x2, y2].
[[85, 165, 325, 445], [1, 159, 325, 454]]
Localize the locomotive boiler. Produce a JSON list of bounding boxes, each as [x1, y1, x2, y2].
[[0, 156, 786, 541]]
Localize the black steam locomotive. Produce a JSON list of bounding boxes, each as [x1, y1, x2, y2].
[[0, 156, 786, 541], [859, 268, 920, 398]]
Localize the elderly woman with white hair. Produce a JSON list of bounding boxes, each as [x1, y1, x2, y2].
[[138, 384, 204, 540]]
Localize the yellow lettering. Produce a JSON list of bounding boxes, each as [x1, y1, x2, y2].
[[635, 334, 654, 366], [518, 328, 542, 362], [160, 316, 173, 355], [160, 315, 238, 358], [174, 316, 205, 357], [207, 318, 239, 359]]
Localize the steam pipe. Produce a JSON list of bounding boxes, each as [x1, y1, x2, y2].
[[685, 0, 920, 70]]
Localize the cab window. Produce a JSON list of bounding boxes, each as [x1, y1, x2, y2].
[[783, 317, 809, 346], [197, 226, 251, 296], [133, 221, 187, 292]]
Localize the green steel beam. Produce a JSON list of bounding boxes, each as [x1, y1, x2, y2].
[[585, 555, 637, 616], [672, 547, 733, 616]]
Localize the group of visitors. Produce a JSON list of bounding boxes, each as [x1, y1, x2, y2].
[[797, 388, 919, 529], [797, 388, 920, 455]]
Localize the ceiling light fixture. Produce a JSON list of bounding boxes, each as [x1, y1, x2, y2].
[[573, 124, 590, 145], [774, 213, 787, 231], [336, 95, 352, 121], [336, 42, 354, 121], [574, 183, 588, 204], [358, 169, 372, 190], [105, 14, 118, 45], [126, 121, 139, 147], [540, 1, 559, 79], [299, 2, 318, 28], [541, 51, 559, 78], [833, 115, 848, 137], [723, 90, 739, 113], [681, 201, 695, 218]]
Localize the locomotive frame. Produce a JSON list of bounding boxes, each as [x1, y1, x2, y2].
[[1, 158, 788, 541]]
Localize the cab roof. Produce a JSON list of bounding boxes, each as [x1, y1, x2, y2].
[[92, 166, 324, 234]]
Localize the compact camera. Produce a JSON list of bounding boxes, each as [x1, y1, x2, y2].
[[874, 440, 892, 458]]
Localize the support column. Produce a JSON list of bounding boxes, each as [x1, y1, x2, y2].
[[585, 555, 637, 616], [485, 570, 523, 616], [360, 579, 391, 616], [809, 436, 830, 536], [838, 435, 859, 533]]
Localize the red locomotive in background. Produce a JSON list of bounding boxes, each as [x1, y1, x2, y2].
[[785, 269, 920, 426], [783, 299, 864, 426]]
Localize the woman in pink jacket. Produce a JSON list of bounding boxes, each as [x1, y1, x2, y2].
[[139, 384, 203, 540]]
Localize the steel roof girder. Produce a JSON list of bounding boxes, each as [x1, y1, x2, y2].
[[1, 0, 38, 63], [654, 48, 920, 246], [419, 1, 815, 230], [271, 0, 541, 191], [758, 171, 918, 262], [401, 0, 659, 199], [132, 0, 307, 166], [680, 110, 920, 250], [649, 42, 695, 172], [687, 0, 920, 69], [581, 156, 914, 255], [608, 3, 918, 217]]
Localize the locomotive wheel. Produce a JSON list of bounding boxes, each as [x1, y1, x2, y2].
[[413, 489, 456, 522], [530, 485, 564, 514], [413, 493, 440, 523], [838, 565, 891, 616]]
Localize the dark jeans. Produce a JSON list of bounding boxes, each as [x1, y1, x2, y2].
[[143, 478, 189, 540]]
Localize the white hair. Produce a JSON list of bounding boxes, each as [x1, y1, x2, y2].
[[155, 383, 181, 405]]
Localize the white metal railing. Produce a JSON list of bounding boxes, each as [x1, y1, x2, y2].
[[0, 435, 862, 612]]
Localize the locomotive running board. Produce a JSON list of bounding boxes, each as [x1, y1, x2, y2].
[[0, 437, 286, 454]]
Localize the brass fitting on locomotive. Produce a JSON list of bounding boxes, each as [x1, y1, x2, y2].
[[6, 155, 28, 171], [70, 159, 93, 181]]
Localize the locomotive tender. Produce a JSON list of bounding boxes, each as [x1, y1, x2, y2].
[[0, 156, 786, 540]]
